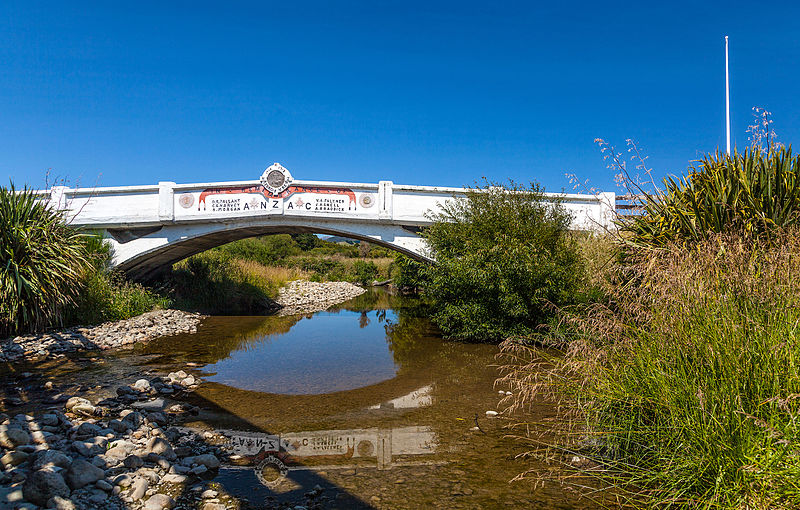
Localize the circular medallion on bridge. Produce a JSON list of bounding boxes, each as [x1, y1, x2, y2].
[[260, 162, 293, 195], [359, 194, 374, 208], [178, 194, 194, 208], [254, 455, 289, 488]]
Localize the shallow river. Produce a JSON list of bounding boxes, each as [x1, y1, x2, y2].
[[5, 289, 596, 509]]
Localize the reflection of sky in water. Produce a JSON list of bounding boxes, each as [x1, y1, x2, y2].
[[203, 309, 399, 395]]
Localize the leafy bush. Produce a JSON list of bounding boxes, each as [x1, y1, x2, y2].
[[390, 254, 429, 290], [621, 146, 800, 248], [69, 271, 169, 324], [0, 183, 90, 336], [351, 260, 378, 285], [290, 233, 322, 251], [215, 234, 300, 265], [422, 181, 584, 342]]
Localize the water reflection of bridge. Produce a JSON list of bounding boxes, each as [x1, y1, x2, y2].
[[219, 384, 439, 488]]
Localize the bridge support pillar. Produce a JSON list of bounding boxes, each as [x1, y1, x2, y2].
[[158, 182, 176, 222], [378, 181, 393, 220]]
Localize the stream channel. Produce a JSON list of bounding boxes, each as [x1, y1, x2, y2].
[[2, 289, 597, 509]]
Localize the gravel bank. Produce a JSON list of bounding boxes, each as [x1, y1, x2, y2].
[[0, 310, 205, 363], [275, 281, 366, 315]]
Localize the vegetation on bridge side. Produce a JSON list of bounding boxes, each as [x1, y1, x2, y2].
[[161, 233, 397, 314], [0, 183, 166, 337], [406, 180, 589, 342], [500, 123, 800, 509]]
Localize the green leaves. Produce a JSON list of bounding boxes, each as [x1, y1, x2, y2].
[[422, 180, 584, 342], [623, 146, 800, 248], [0, 183, 91, 336]]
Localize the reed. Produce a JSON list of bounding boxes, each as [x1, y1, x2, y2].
[[500, 233, 800, 508]]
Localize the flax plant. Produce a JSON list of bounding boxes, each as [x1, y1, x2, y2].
[[0, 183, 90, 337]]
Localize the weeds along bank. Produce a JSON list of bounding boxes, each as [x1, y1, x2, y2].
[[499, 144, 800, 508]]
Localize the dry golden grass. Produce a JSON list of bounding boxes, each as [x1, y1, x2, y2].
[[235, 259, 310, 288]]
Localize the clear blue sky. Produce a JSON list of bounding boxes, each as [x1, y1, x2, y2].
[[2, 1, 799, 193]]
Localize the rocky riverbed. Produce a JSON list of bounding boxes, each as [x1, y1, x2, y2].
[[0, 311, 205, 363], [0, 371, 237, 510], [274, 281, 366, 316]]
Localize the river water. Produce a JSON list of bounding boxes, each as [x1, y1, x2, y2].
[[5, 289, 597, 509]]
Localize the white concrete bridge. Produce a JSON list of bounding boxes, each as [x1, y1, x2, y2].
[[48, 164, 615, 280]]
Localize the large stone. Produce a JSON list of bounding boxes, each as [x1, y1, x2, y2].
[[130, 478, 149, 500], [190, 453, 220, 470], [64, 397, 91, 412], [76, 422, 102, 437], [71, 403, 96, 417], [123, 455, 144, 469], [47, 495, 77, 510], [40, 414, 59, 427], [0, 450, 29, 468], [22, 470, 70, 506], [31, 450, 72, 470], [72, 437, 107, 456], [0, 425, 31, 448], [64, 459, 105, 489], [144, 493, 175, 510], [121, 411, 144, 428], [145, 437, 176, 460], [133, 379, 151, 392]]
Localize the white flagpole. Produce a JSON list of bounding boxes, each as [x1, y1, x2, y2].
[[725, 36, 731, 155]]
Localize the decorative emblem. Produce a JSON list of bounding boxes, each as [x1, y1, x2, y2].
[[260, 163, 293, 195], [178, 194, 194, 209], [358, 194, 374, 208], [255, 455, 289, 488]]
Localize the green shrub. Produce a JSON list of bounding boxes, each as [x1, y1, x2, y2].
[[502, 233, 800, 508], [622, 146, 800, 248], [290, 233, 322, 251], [215, 234, 300, 265], [422, 181, 584, 342], [70, 271, 169, 325], [0, 183, 90, 336], [351, 260, 378, 285], [390, 254, 429, 290]]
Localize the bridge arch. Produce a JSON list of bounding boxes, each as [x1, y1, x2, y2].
[[104, 216, 432, 281], [49, 165, 616, 280]]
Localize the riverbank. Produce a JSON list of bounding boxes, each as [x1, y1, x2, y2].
[[1, 280, 367, 363], [0, 310, 205, 363], [0, 369, 242, 510], [274, 281, 365, 315]]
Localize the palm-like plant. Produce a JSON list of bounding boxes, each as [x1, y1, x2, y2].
[[0, 183, 90, 337], [622, 146, 800, 248]]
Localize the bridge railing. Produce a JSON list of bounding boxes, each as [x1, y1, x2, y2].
[[45, 180, 617, 232]]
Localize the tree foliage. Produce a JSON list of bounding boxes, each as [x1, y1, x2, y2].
[[422, 181, 584, 342]]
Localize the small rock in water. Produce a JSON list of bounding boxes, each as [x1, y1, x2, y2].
[[485, 410, 498, 417]]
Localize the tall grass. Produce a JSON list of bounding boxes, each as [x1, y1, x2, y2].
[[500, 233, 800, 508]]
